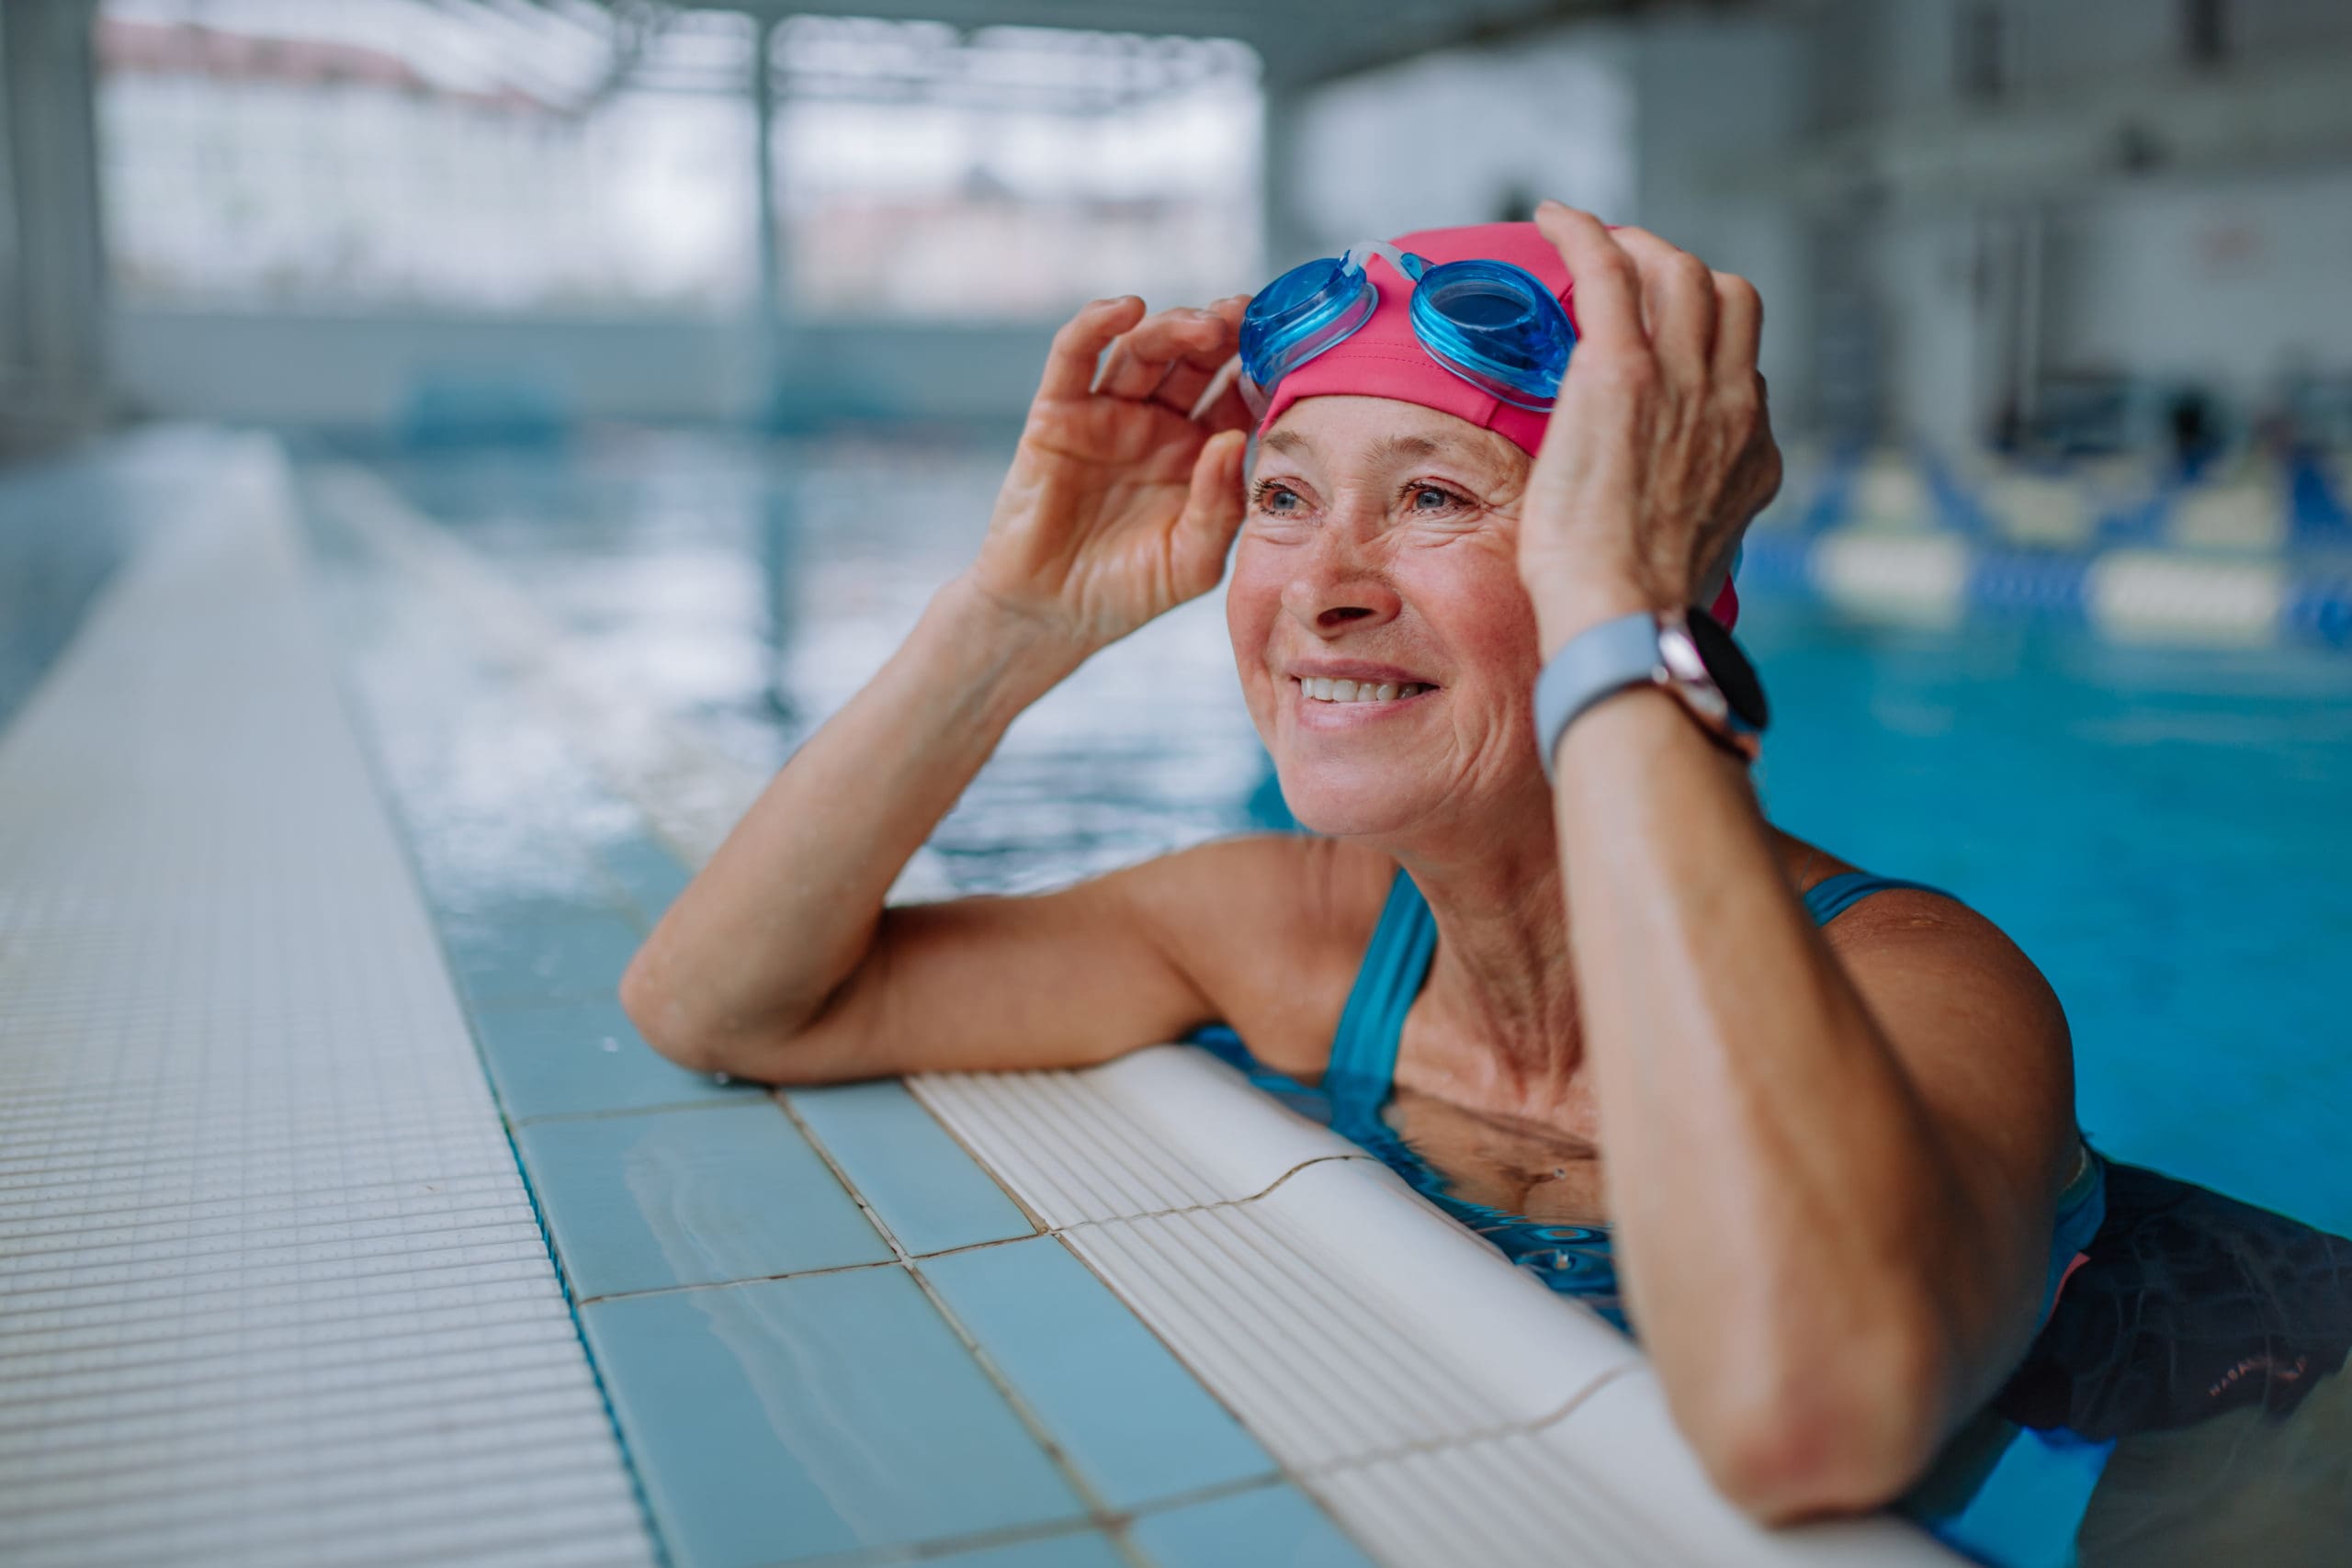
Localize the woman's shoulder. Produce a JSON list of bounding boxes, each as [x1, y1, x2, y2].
[[1774, 831, 1986, 935], [1116, 833, 1397, 1075]]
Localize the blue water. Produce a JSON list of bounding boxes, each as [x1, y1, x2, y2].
[[1746, 607, 2352, 1238], [337, 429, 2352, 1568]]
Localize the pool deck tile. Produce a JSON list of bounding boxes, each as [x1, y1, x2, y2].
[[788, 1079, 1036, 1256], [581, 1269, 1088, 1568], [516, 1101, 891, 1300], [443, 908, 648, 1006], [925, 1530, 1130, 1568], [600, 833, 695, 921], [1127, 1483, 1379, 1568], [473, 996, 761, 1122], [919, 1235, 1275, 1511]]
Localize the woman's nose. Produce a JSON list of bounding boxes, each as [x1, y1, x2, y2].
[[1280, 525, 1402, 636]]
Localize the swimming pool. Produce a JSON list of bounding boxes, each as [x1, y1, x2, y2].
[[355, 427, 2352, 1565], [366, 428, 2352, 1235]]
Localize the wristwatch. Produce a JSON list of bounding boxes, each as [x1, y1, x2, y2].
[[1532, 607, 1769, 778]]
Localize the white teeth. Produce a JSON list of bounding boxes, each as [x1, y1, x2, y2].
[[1298, 677, 1430, 705]]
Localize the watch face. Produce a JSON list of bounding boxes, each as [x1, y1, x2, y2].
[[1686, 607, 1770, 732]]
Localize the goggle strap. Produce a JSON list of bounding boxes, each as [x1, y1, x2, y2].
[[1236, 365, 1269, 422], [1186, 350, 1267, 425], [1341, 242, 1426, 283]]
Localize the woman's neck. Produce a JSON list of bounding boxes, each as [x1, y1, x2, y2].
[[1386, 815, 1589, 1123]]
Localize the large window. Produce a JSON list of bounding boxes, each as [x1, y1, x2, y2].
[[94, 4, 1262, 321], [773, 18, 1261, 320], [96, 0, 757, 313]]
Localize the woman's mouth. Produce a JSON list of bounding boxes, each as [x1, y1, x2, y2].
[[1288, 682, 1430, 719], [1292, 676, 1436, 706]]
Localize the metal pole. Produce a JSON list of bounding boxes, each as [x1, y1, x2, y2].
[[3, 0, 108, 452], [752, 13, 784, 426]]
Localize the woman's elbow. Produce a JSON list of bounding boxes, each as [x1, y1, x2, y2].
[[616, 949, 847, 1085], [1681, 1322, 1948, 1524], [618, 948, 757, 1078]]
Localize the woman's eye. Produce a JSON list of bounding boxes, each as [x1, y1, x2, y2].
[[1255, 482, 1303, 513], [1409, 485, 1460, 512]]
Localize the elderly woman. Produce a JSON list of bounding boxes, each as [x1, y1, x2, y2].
[[620, 205, 2102, 1521]]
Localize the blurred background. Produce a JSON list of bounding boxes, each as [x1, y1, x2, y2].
[[6, 0, 2350, 459], [3, 0, 2350, 1225]]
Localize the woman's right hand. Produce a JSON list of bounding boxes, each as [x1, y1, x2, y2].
[[964, 295, 1258, 659]]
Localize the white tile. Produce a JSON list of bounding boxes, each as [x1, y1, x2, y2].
[[913, 1043, 1368, 1226], [0, 435, 652, 1567], [1060, 1158, 1635, 1471], [1530, 1371, 1961, 1566], [1252, 1156, 1639, 1424], [1305, 1373, 1962, 1568]]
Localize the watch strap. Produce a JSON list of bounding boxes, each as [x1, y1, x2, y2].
[[1532, 611, 1662, 782]]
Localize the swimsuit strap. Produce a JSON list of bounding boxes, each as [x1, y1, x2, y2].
[[1802, 870, 1952, 926], [1314, 863, 2103, 1327], [1332, 865, 1959, 1107], [1324, 868, 1438, 1115]]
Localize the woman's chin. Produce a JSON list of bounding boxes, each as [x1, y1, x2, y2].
[[1273, 773, 1435, 840]]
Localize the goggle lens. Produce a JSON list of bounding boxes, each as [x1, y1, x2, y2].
[[1410, 259, 1576, 412], [1239, 254, 1376, 390], [1240, 246, 1576, 412]]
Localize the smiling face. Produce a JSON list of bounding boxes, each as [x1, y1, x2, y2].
[[1227, 395, 1549, 840]]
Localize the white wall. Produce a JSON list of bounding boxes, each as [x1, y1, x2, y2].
[[1285, 8, 1815, 421], [1623, 13, 1814, 425], [1807, 0, 2352, 450], [2044, 167, 2352, 398], [1288, 35, 1637, 251]]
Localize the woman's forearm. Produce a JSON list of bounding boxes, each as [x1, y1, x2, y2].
[[620, 576, 1086, 1073], [1549, 687, 2024, 1514], [1505, 205, 2075, 1517]]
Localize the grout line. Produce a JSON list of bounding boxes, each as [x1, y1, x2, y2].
[[1510, 1359, 1643, 1439], [564, 1153, 1385, 1310], [740, 1460, 1306, 1568], [777, 1086, 1146, 1553], [774, 1089, 914, 1259], [506, 1093, 762, 1129], [1288, 1362, 1646, 1482], [900, 1076, 1054, 1234]]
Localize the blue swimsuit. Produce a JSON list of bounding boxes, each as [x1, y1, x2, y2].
[[1196, 868, 2107, 1332]]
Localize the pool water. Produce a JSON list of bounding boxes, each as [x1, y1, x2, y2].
[[1745, 607, 2352, 1238], [348, 429, 2352, 1568]]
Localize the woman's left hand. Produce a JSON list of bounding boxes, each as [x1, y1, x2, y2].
[[1517, 202, 1782, 654]]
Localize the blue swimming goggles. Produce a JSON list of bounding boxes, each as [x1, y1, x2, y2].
[[1238, 241, 1577, 413]]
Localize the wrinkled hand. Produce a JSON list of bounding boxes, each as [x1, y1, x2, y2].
[[966, 294, 1259, 659], [1519, 203, 1782, 652]]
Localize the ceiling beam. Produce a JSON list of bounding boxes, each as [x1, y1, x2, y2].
[[561, 0, 1661, 94], [1274, 0, 1632, 85]]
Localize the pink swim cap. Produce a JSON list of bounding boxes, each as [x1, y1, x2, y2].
[[1253, 220, 1739, 628]]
